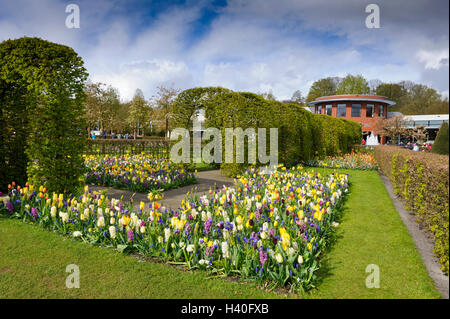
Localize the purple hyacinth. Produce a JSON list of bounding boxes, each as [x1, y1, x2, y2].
[[204, 218, 212, 234], [269, 227, 275, 238], [31, 207, 38, 219], [6, 201, 14, 213], [127, 229, 134, 242], [259, 249, 268, 267]]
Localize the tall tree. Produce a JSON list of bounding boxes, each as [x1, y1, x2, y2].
[[336, 74, 369, 95], [375, 115, 407, 144], [375, 83, 407, 102], [127, 89, 151, 139], [259, 91, 277, 101], [290, 90, 305, 104], [153, 85, 180, 137], [306, 77, 340, 102], [401, 84, 442, 115], [84, 82, 121, 136], [103, 86, 121, 133], [368, 79, 382, 94]]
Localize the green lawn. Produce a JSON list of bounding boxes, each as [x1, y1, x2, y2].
[[0, 169, 441, 298]]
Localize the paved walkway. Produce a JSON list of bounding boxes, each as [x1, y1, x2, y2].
[[90, 170, 234, 211], [379, 172, 449, 299]]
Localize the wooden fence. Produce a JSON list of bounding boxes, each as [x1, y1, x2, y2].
[[85, 138, 170, 157]]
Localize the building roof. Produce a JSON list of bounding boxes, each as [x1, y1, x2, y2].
[[403, 114, 449, 121], [307, 94, 397, 106]]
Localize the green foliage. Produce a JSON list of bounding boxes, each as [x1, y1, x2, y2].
[[336, 74, 369, 95], [432, 122, 449, 155], [376, 81, 448, 115], [374, 146, 449, 274], [306, 77, 339, 102], [0, 78, 29, 192], [0, 37, 88, 194], [172, 87, 361, 176], [84, 82, 122, 135], [127, 89, 151, 138], [375, 83, 407, 104]]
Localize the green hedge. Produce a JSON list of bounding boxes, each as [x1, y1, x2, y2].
[[432, 122, 449, 155], [374, 146, 449, 274], [172, 87, 361, 176], [0, 37, 88, 194]]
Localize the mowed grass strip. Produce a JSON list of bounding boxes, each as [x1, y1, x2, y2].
[[302, 168, 440, 299], [0, 217, 283, 299], [0, 169, 440, 298]]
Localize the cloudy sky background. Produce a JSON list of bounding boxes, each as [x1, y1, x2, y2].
[[0, 0, 448, 101]]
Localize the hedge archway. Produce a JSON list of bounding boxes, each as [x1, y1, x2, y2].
[[0, 37, 88, 193]]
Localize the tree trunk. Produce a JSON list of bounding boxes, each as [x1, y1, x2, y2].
[[165, 117, 169, 137]]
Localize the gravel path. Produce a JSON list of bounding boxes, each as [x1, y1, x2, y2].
[[90, 170, 234, 211], [378, 171, 449, 299]]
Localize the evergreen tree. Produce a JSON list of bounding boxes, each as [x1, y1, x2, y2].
[[432, 122, 449, 155]]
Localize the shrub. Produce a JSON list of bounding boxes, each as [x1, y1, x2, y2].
[[432, 122, 449, 155], [0, 37, 88, 194], [374, 146, 449, 273]]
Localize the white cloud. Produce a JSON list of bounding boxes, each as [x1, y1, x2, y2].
[[417, 49, 449, 70], [0, 0, 448, 101]]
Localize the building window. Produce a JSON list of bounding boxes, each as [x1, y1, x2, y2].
[[317, 105, 322, 114], [366, 104, 374, 118], [351, 104, 361, 117], [337, 104, 346, 117], [325, 104, 332, 116], [378, 104, 384, 117]]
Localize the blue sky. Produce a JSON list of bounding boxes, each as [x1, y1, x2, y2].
[[0, 0, 448, 101]]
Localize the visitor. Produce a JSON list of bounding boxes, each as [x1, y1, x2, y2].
[[118, 133, 122, 139], [103, 131, 107, 139], [362, 139, 366, 145], [91, 132, 96, 140]]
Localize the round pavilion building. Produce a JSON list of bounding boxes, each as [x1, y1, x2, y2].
[[307, 94, 396, 144]]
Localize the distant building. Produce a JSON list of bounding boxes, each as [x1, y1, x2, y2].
[[402, 114, 449, 141], [307, 94, 396, 143]]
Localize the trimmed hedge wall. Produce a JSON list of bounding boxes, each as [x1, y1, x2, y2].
[[374, 146, 449, 274], [172, 87, 361, 176]]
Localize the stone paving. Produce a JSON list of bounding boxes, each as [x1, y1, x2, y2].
[[90, 170, 234, 211]]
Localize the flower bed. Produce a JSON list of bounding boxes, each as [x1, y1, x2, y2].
[[305, 151, 377, 170], [84, 153, 196, 192], [1, 166, 349, 292]]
